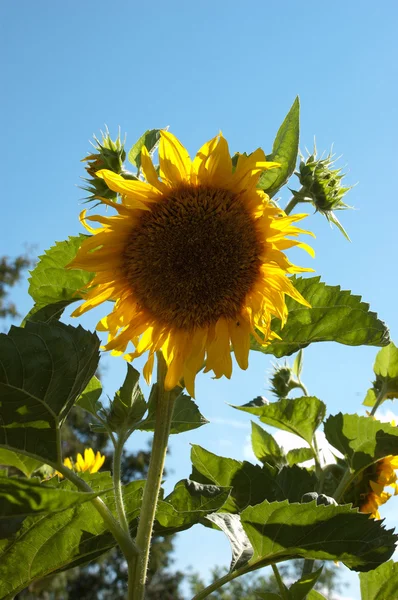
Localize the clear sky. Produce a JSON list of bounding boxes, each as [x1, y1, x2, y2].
[[2, 2, 398, 598]]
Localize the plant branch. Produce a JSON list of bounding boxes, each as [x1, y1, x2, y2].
[[53, 461, 138, 560], [113, 433, 130, 534], [369, 384, 388, 417]]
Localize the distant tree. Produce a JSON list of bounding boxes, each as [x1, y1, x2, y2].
[[0, 254, 31, 319]]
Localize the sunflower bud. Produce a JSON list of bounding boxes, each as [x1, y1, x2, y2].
[[81, 128, 133, 202], [270, 363, 301, 399], [291, 145, 353, 240]]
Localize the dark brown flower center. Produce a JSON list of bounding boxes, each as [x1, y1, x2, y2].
[[122, 185, 263, 329]]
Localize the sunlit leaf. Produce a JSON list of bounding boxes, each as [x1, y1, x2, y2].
[[324, 413, 398, 473], [251, 421, 284, 466], [0, 472, 144, 598], [233, 397, 325, 446], [190, 445, 277, 512], [289, 567, 323, 600], [108, 365, 147, 432], [75, 376, 103, 417], [286, 448, 314, 466], [27, 236, 93, 317], [251, 277, 390, 358], [155, 479, 230, 534], [359, 560, 398, 600], [0, 476, 102, 518], [258, 97, 300, 197], [0, 450, 42, 478], [363, 342, 398, 408], [241, 499, 397, 572]]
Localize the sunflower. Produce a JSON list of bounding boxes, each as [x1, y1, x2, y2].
[[57, 448, 106, 478], [352, 455, 398, 519], [69, 131, 314, 396]]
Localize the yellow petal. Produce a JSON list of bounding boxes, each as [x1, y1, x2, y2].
[[229, 315, 251, 370], [140, 146, 168, 192], [205, 135, 232, 186], [159, 131, 191, 184], [96, 169, 161, 205]]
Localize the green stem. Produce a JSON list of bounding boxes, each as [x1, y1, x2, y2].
[[54, 462, 138, 560], [369, 385, 388, 417], [284, 197, 300, 215], [333, 467, 355, 503], [272, 563, 288, 600], [113, 434, 130, 534], [131, 352, 175, 600]]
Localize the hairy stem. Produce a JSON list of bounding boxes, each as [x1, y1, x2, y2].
[[113, 434, 130, 534], [131, 352, 175, 600], [54, 462, 138, 560], [284, 196, 300, 215], [369, 384, 388, 417]]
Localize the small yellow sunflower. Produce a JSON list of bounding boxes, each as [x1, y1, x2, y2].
[[357, 455, 398, 519], [69, 131, 314, 396], [58, 448, 106, 478]]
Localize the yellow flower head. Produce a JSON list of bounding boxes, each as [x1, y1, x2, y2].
[[357, 455, 398, 519], [69, 131, 314, 396], [61, 448, 105, 477]]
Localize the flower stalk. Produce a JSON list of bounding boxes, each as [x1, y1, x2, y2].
[[130, 352, 176, 600]]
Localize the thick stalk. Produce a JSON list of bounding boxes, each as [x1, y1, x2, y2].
[[54, 462, 138, 560], [113, 434, 130, 534], [131, 352, 175, 600]]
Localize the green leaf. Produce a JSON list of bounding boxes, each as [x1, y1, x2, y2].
[[241, 499, 397, 572], [190, 445, 277, 512], [0, 472, 144, 598], [75, 376, 103, 417], [359, 560, 398, 600], [256, 594, 282, 600], [292, 349, 303, 378], [324, 413, 398, 473], [251, 277, 390, 358], [258, 97, 300, 197], [233, 397, 325, 446], [286, 448, 314, 466], [22, 300, 72, 326], [306, 591, 327, 600], [0, 476, 102, 518], [155, 479, 230, 534], [128, 129, 161, 170], [205, 513, 253, 571], [27, 236, 93, 314], [0, 321, 100, 463], [0, 450, 42, 478], [289, 567, 323, 600], [274, 465, 317, 503], [108, 365, 147, 432], [363, 342, 398, 407], [251, 421, 285, 466], [139, 385, 208, 434]]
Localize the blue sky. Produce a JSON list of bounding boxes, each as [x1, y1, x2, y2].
[[2, 1, 398, 598]]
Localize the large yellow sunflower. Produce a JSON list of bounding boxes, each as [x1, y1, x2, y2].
[[69, 131, 313, 396]]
